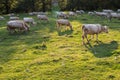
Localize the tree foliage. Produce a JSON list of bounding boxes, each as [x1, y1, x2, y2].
[[59, 0, 120, 11], [0, 0, 51, 14], [0, 0, 120, 14]]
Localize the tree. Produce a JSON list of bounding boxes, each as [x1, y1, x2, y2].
[[0, 0, 120, 14], [0, 0, 15, 14]]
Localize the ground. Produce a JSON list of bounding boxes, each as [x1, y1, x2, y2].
[[0, 13, 120, 80]]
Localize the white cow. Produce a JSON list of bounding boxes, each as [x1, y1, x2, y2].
[[37, 15, 49, 22], [0, 16, 5, 20], [23, 17, 36, 25], [82, 24, 108, 44], [7, 20, 29, 33], [56, 19, 73, 30], [10, 17, 19, 20]]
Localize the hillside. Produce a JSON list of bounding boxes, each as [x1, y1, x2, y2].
[[0, 13, 120, 80]]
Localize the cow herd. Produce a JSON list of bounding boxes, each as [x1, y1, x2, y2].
[[0, 9, 119, 44]]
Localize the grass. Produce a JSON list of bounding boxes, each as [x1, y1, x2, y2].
[[0, 13, 120, 80]]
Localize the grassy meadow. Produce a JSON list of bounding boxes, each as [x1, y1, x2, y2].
[[0, 13, 120, 80]]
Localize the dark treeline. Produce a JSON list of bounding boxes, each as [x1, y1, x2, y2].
[[59, 0, 120, 11], [0, 0, 51, 14], [0, 0, 120, 14]]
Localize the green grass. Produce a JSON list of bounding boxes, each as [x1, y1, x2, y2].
[[0, 13, 120, 80]]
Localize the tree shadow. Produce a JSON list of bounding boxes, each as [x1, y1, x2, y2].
[[85, 41, 118, 58], [57, 30, 73, 36], [0, 44, 18, 64], [0, 17, 55, 64], [0, 30, 50, 64]]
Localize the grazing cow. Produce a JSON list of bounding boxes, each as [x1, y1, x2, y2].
[[111, 13, 120, 19], [10, 17, 19, 20], [37, 15, 49, 22], [88, 12, 95, 15], [7, 20, 29, 33], [68, 11, 76, 16], [56, 19, 73, 31], [56, 11, 69, 19], [0, 16, 5, 20], [102, 9, 114, 13], [94, 11, 107, 18], [76, 10, 85, 15], [8, 13, 15, 17], [23, 17, 36, 25], [82, 24, 108, 44], [117, 9, 120, 13]]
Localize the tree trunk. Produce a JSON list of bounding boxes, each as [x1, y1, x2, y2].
[[31, 0, 35, 11], [42, 0, 46, 12], [5, 0, 10, 14]]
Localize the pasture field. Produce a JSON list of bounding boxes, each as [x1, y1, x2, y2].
[[0, 13, 120, 80]]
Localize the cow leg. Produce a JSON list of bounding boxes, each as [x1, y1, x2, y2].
[[82, 34, 85, 45], [69, 25, 73, 31], [89, 35, 94, 41], [60, 24, 62, 30], [96, 34, 98, 41], [7, 27, 11, 33], [18, 27, 21, 32], [82, 34, 89, 44], [91, 35, 94, 39], [47, 19, 49, 23], [9, 29, 13, 34], [56, 23, 60, 29], [56, 22, 58, 29], [14, 29, 17, 33], [11, 29, 15, 34], [85, 35, 89, 43], [58, 23, 62, 31]]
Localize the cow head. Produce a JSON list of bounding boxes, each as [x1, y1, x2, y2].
[[103, 26, 108, 33]]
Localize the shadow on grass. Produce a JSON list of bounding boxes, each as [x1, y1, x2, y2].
[[57, 30, 73, 36], [0, 46, 18, 64], [0, 30, 49, 64], [85, 41, 118, 58]]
